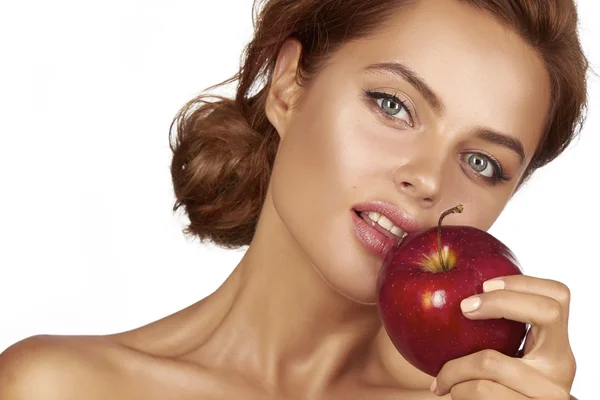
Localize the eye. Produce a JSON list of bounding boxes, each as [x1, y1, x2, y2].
[[462, 152, 510, 186], [466, 153, 495, 178], [363, 90, 414, 126]]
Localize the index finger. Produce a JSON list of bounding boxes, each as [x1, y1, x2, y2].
[[483, 275, 571, 316]]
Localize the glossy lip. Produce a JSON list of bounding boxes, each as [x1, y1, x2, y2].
[[351, 200, 422, 260], [352, 200, 422, 234], [351, 211, 398, 260]]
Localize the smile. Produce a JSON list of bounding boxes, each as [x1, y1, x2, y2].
[[356, 211, 407, 240], [351, 210, 408, 261]]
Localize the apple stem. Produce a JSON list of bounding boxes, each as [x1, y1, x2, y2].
[[437, 204, 464, 271]]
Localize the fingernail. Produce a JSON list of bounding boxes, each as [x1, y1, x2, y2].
[[483, 279, 505, 292], [430, 378, 437, 392], [460, 296, 481, 313]]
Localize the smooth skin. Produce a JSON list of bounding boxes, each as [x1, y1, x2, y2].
[[0, 0, 579, 399]]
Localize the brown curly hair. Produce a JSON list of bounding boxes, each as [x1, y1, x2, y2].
[[169, 0, 589, 249]]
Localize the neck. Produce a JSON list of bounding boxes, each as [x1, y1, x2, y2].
[[195, 191, 384, 394]]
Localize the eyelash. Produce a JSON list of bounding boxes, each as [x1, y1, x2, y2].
[[363, 89, 511, 186], [463, 152, 510, 186], [363, 89, 415, 127]]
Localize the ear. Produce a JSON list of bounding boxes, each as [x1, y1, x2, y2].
[[265, 38, 303, 139]]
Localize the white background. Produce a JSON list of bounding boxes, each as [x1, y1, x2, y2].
[[0, 0, 598, 397]]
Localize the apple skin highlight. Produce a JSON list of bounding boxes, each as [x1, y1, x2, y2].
[[376, 208, 527, 377]]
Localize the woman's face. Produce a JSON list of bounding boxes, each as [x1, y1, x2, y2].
[[267, 0, 551, 304]]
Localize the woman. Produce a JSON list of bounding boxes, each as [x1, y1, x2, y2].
[[0, 0, 589, 398]]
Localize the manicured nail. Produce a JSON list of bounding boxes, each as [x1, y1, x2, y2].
[[461, 296, 481, 313], [430, 378, 437, 392], [483, 279, 505, 292]]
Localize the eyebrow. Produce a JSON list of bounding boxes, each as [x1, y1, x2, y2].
[[364, 62, 445, 116], [475, 128, 526, 166], [364, 61, 526, 165]]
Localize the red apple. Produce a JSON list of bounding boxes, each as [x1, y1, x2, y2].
[[376, 205, 527, 377]]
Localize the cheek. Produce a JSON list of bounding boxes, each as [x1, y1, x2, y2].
[[269, 95, 355, 247], [273, 90, 372, 208], [268, 90, 389, 302]]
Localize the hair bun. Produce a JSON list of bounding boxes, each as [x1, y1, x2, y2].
[[169, 94, 277, 248]]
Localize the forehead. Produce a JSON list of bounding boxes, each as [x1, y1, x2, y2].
[[326, 0, 551, 161]]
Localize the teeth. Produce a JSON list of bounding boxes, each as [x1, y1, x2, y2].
[[390, 226, 404, 236], [368, 211, 381, 221], [377, 215, 394, 230], [364, 211, 406, 239]]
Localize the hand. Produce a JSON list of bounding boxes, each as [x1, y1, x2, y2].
[[429, 275, 576, 399]]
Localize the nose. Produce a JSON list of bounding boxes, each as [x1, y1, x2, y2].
[[392, 156, 444, 208]]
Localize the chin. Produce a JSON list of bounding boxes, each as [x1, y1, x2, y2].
[[313, 243, 383, 306], [314, 224, 388, 306], [342, 276, 381, 306], [269, 185, 382, 305]]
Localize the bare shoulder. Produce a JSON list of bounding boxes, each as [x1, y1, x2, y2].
[[0, 334, 131, 399], [0, 332, 238, 400]]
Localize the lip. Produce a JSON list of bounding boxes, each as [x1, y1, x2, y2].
[[351, 212, 398, 260], [352, 201, 421, 233], [351, 201, 422, 260]]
